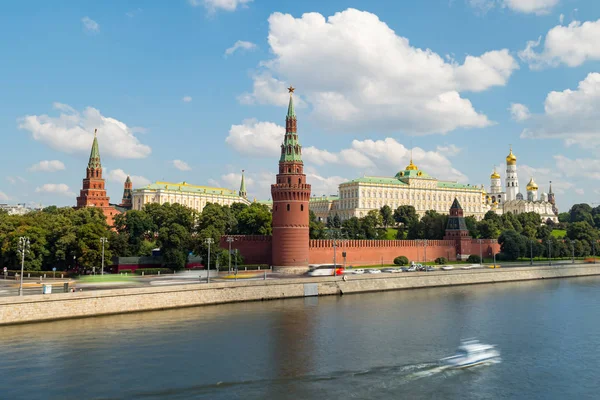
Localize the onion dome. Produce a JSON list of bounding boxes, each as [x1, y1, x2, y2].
[[490, 169, 501, 179], [506, 146, 517, 165], [526, 177, 538, 191], [406, 159, 418, 171]]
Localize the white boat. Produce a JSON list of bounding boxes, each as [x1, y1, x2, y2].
[[441, 266, 454, 271], [441, 339, 500, 369]]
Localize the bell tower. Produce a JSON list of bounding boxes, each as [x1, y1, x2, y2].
[[271, 87, 311, 274]]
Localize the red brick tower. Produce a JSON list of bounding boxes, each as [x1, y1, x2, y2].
[[271, 87, 311, 274], [120, 175, 133, 210], [75, 129, 119, 226], [444, 198, 473, 260]]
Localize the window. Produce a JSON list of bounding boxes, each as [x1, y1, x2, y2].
[[287, 204, 290, 211], [288, 177, 291, 184], [298, 178, 301, 185], [301, 205, 304, 211]]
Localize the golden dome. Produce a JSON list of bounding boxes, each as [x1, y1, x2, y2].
[[526, 177, 538, 191], [490, 169, 501, 179], [406, 159, 418, 171], [506, 146, 517, 165]]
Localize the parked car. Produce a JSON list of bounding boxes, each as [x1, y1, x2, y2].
[[441, 266, 455, 271], [405, 265, 417, 272], [366, 269, 381, 274], [381, 268, 397, 273], [425, 266, 436, 271], [352, 269, 365, 275]]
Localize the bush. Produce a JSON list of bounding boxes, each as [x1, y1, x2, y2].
[[119, 269, 133, 274], [435, 257, 447, 265], [467, 254, 481, 263], [135, 268, 172, 275], [393, 256, 409, 266]]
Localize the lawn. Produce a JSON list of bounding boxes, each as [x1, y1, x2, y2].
[[383, 228, 398, 240], [551, 229, 566, 238]]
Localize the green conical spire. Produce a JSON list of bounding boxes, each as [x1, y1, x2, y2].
[[88, 129, 101, 169], [280, 87, 303, 163], [125, 175, 131, 184], [239, 170, 247, 198], [287, 87, 295, 118]]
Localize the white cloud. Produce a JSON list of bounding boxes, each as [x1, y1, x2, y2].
[[18, 102, 151, 159], [559, 13, 564, 24], [243, 9, 517, 135], [188, 0, 252, 12], [225, 40, 257, 56], [520, 19, 600, 69], [212, 171, 275, 200], [172, 160, 192, 171], [554, 155, 600, 181], [6, 176, 26, 185], [305, 167, 348, 198], [306, 138, 468, 183], [520, 73, 600, 150], [509, 103, 531, 121], [468, 0, 559, 15], [575, 188, 585, 195], [35, 183, 75, 197], [81, 17, 99, 33], [182, 96, 193, 103], [436, 144, 462, 156], [105, 169, 151, 187], [518, 164, 572, 195], [225, 119, 284, 157], [0, 191, 9, 201], [29, 160, 66, 173]]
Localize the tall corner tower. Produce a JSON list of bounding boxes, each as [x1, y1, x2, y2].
[[271, 86, 311, 274], [444, 198, 473, 260], [121, 176, 133, 209], [239, 170, 247, 199], [505, 146, 519, 201]]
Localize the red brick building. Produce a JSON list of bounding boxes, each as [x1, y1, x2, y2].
[[75, 130, 121, 226], [271, 87, 312, 274]]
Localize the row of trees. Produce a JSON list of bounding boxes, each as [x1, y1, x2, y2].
[[0, 202, 272, 271]]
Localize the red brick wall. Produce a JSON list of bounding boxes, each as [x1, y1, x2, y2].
[[309, 239, 457, 266], [219, 235, 272, 265]]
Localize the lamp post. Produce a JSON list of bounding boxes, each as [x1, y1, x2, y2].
[[548, 240, 552, 266], [571, 240, 575, 264], [593, 240, 596, 264], [18, 237, 30, 296], [333, 239, 337, 276], [100, 237, 107, 275], [530, 239, 533, 266], [424, 239, 428, 264], [478, 239, 482, 264], [205, 238, 214, 283], [226, 236, 234, 273]]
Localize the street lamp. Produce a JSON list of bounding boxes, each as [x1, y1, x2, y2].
[[530, 239, 533, 266], [18, 237, 30, 296], [333, 239, 337, 276], [478, 239, 482, 264], [424, 239, 428, 263], [226, 236, 234, 273], [100, 237, 108, 275], [593, 240, 596, 264], [548, 240, 552, 266], [205, 238, 214, 283], [571, 240, 575, 264]]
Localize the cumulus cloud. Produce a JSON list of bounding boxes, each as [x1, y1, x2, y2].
[[188, 0, 252, 12], [105, 169, 150, 187], [81, 16, 99, 33], [305, 167, 348, 198], [28, 160, 66, 173], [182, 96, 193, 103], [509, 103, 531, 121], [575, 188, 585, 195], [172, 160, 192, 171], [225, 119, 284, 157], [518, 164, 572, 195], [554, 155, 600, 181], [35, 183, 75, 197], [241, 9, 517, 135], [212, 171, 275, 200], [18, 102, 151, 159], [520, 73, 600, 150], [436, 144, 462, 156], [306, 138, 468, 183], [519, 19, 600, 69], [225, 40, 257, 56], [468, 0, 559, 15]]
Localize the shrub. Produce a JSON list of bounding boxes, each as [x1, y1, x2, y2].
[[135, 268, 172, 275], [435, 257, 447, 265], [119, 269, 133, 274], [467, 254, 481, 263], [393, 256, 409, 266]]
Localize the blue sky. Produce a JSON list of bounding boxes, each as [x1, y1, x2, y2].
[[2, 0, 600, 210]]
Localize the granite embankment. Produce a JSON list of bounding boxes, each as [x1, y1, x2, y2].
[[1, 265, 600, 325]]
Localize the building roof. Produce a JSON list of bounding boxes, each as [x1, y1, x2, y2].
[[437, 181, 476, 190], [239, 170, 247, 197], [310, 195, 339, 202], [280, 89, 303, 163], [506, 146, 517, 165], [134, 181, 242, 197], [395, 169, 433, 179], [345, 176, 409, 185], [88, 129, 101, 169]]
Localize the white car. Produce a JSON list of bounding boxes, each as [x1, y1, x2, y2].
[[405, 265, 417, 272], [308, 264, 343, 276], [366, 269, 381, 274], [352, 269, 365, 275], [382, 268, 401, 273], [441, 266, 455, 271]]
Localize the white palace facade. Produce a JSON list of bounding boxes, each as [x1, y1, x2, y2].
[[310, 147, 559, 223]]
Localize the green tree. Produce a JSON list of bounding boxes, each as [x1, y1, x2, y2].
[[379, 205, 394, 228], [362, 210, 384, 239], [309, 211, 326, 239], [536, 224, 552, 240], [478, 219, 501, 239], [342, 217, 363, 239], [498, 230, 525, 261], [558, 212, 570, 223], [570, 204, 593, 225], [237, 203, 272, 235], [393, 205, 418, 226], [465, 216, 479, 238]]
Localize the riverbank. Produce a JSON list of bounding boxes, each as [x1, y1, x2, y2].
[[1, 264, 600, 326]]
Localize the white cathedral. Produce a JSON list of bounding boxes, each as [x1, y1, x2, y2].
[[485, 147, 558, 223]]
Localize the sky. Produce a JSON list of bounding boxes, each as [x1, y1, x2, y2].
[[2, 0, 600, 211]]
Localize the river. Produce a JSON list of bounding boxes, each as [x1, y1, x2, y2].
[[2, 277, 600, 399]]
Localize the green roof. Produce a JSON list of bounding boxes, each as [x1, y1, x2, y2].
[[310, 196, 339, 202], [437, 182, 476, 190], [287, 93, 295, 118], [88, 131, 101, 169], [135, 181, 243, 197], [239, 171, 247, 197], [344, 176, 408, 185], [280, 93, 303, 163], [395, 169, 433, 179]]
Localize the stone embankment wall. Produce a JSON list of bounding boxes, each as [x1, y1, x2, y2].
[[1, 265, 599, 326]]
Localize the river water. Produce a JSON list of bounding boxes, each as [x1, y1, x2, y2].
[[2, 277, 600, 399]]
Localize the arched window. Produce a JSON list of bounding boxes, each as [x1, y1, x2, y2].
[[298, 178, 301, 185], [288, 177, 291, 184], [287, 204, 290, 211], [288, 168, 291, 173], [301, 205, 304, 211]]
